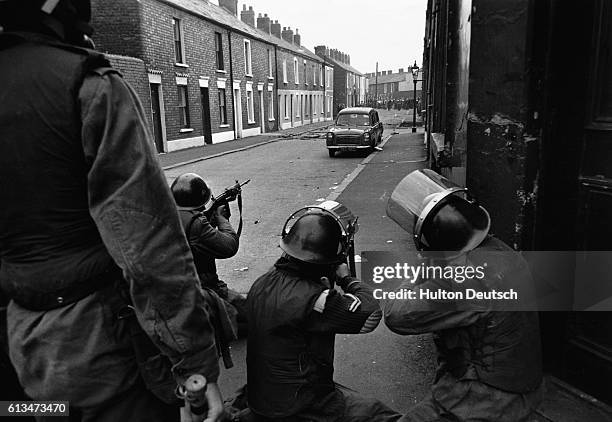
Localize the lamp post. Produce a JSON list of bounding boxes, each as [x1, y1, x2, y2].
[[411, 61, 420, 133]]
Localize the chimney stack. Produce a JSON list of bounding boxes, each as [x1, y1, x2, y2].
[[281, 26, 294, 43], [219, 0, 238, 16], [271, 20, 281, 38], [399, 68, 404, 73], [293, 28, 301, 46], [315, 45, 327, 58], [388, 69, 392, 74], [257, 13, 271, 34], [240, 5, 255, 27]]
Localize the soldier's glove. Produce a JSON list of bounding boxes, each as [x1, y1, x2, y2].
[[335, 263, 353, 290]]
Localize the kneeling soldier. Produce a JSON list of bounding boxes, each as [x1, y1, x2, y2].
[[244, 202, 401, 421]]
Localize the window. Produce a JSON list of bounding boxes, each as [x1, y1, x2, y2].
[[313, 64, 316, 85], [268, 89, 274, 120], [283, 60, 287, 83], [268, 49, 273, 78], [296, 95, 300, 118], [173, 18, 185, 64], [246, 86, 254, 123], [284, 95, 290, 119], [320, 66, 323, 87], [218, 88, 227, 124], [244, 39, 252, 75], [177, 85, 190, 128], [294, 57, 299, 84], [215, 32, 224, 70], [303, 60, 307, 85]]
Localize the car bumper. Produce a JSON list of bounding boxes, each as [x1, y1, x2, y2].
[[327, 145, 370, 150]]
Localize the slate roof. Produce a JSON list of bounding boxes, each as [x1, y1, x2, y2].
[[160, 0, 322, 62]]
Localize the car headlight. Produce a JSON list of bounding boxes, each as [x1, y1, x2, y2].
[[327, 132, 334, 140], [363, 132, 370, 140]]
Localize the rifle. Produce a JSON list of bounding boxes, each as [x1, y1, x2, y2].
[[203, 179, 250, 236]]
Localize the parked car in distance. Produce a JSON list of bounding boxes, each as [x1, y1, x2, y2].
[[326, 107, 384, 157]]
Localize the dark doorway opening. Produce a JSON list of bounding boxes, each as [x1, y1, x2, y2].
[[200, 87, 213, 144], [150, 83, 164, 153]]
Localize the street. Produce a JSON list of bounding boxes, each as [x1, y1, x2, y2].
[[164, 110, 437, 413]]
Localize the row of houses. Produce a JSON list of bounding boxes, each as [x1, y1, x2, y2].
[[90, 0, 365, 153], [364, 67, 423, 104]]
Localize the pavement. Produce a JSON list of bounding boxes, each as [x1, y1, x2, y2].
[[158, 120, 332, 170], [161, 116, 612, 421]]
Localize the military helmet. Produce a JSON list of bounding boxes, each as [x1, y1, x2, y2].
[[387, 169, 490, 254], [0, 0, 93, 36], [170, 173, 212, 211], [280, 201, 358, 265]]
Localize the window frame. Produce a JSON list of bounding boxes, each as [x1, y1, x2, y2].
[[268, 49, 274, 78], [218, 87, 228, 125], [244, 39, 252, 76], [294, 57, 299, 85], [283, 60, 288, 83], [215, 32, 224, 71], [172, 17, 186, 65], [177, 84, 191, 129], [246, 84, 255, 123]]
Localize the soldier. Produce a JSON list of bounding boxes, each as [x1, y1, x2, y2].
[[384, 169, 543, 422], [171, 172, 247, 337], [241, 202, 401, 421], [0, 1, 223, 420]]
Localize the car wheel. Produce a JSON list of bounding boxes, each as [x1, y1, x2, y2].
[[328, 150, 335, 158]]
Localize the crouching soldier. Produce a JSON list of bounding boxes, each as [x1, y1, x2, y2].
[[384, 169, 543, 422], [241, 202, 401, 421], [171, 173, 247, 342]]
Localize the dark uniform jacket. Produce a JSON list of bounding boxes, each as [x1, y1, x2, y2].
[[177, 210, 238, 291], [246, 257, 382, 419], [0, 32, 218, 407], [384, 237, 543, 421]]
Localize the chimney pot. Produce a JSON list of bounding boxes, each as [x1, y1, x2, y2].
[[219, 0, 238, 16]]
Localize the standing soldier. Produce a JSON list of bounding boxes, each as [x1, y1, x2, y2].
[[0, 1, 223, 420], [242, 202, 401, 421], [384, 169, 543, 422]]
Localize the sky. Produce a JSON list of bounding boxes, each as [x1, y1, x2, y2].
[[210, 0, 427, 74]]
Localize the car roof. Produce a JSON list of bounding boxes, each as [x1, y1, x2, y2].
[[338, 107, 375, 115]]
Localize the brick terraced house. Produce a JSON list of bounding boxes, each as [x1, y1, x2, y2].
[[315, 46, 365, 117], [91, 0, 334, 152]]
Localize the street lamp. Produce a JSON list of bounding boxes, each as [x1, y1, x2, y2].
[[411, 61, 420, 133]]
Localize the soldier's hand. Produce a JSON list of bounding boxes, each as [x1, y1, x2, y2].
[[203, 382, 224, 422], [214, 204, 231, 220]]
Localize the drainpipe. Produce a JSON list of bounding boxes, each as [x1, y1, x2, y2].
[[274, 45, 279, 130], [228, 29, 236, 140]]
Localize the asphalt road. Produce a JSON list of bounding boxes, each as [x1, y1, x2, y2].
[[164, 109, 437, 413]]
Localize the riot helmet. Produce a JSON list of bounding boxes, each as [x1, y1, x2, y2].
[[170, 173, 212, 211], [280, 200, 358, 265], [0, 0, 93, 42], [386, 169, 490, 253]]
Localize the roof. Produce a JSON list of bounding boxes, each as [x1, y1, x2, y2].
[[160, 0, 322, 62], [323, 55, 363, 76], [338, 107, 375, 114]]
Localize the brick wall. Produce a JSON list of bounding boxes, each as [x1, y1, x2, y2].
[[106, 54, 153, 134], [229, 32, 278, 134], [333, 66, 348, 116], [91, 0, 144, 57]]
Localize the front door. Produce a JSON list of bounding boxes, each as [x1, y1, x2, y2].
[[200, 87, 212, 144], [149, 83, 164, 152]]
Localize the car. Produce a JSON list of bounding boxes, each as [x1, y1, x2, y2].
[[326, 107, 384, 157]]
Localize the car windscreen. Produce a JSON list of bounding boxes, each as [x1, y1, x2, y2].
[[336, 113, 370, 127]]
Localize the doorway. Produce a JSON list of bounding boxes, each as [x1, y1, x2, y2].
[[149, 83, 164, 152], [200, 87, 212, 144]]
